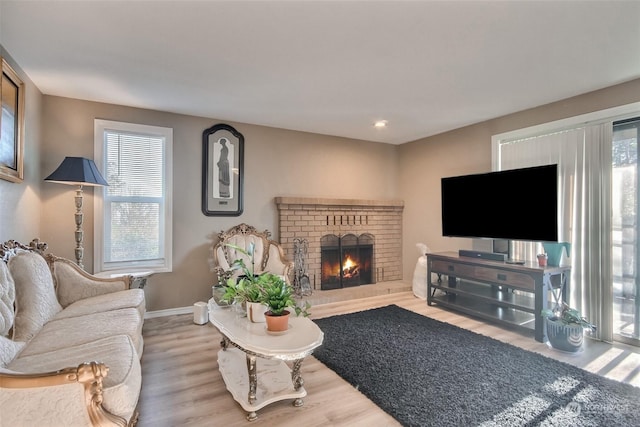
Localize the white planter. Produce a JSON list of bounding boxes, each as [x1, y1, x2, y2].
[[246, 301, 268, 323], [193, 301, 208, 325]]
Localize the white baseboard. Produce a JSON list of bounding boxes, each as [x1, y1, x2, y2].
[[145, 306, 194, 319]]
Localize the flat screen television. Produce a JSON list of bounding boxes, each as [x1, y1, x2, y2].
[[441, 164, 558, 242]]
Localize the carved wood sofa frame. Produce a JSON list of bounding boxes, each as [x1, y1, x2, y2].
[[0, 361, 131, 427]]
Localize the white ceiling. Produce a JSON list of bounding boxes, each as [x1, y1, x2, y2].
[[1, 1, 638, 145]]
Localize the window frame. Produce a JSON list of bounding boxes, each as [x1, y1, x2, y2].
[[93, 119, 173, 274]]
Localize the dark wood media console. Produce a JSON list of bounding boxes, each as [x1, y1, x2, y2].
[[427, 252, 570, 342]]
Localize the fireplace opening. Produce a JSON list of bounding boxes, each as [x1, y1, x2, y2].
[[320, 233, 375, 290]]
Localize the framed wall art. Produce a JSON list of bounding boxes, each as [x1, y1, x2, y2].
[[0, 57, 25, 183], [202, 123, 244, 216]]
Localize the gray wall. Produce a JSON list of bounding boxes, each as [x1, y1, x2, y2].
[[0, 48, 42, 244], [40, 96, 399, 311]]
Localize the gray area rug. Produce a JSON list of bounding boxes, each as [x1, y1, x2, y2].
[[313, 304, 640, 427]]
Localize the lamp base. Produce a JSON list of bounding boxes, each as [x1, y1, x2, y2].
[[74, 186, 84, 270]]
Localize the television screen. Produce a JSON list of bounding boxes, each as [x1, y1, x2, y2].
[[441, 164, 558, 242]]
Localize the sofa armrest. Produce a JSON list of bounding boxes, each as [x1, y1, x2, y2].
[[0, 362, 130, 427], [46, 255, 134, 308]]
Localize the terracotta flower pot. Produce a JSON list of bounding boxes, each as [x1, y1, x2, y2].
[[537, 254, 547, 267], [265, 310, 290, 332]]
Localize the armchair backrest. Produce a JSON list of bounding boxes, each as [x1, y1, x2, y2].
[[211, 223, 293, 284], [215, 233, 267, 273]]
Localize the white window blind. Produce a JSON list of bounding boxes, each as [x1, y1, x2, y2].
[[94, 120, 173, 274]]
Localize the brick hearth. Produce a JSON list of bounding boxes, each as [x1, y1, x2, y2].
[[275, 197, 404, 290]]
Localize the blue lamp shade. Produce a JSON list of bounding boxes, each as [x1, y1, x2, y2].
[[44, 157, 108, 186]]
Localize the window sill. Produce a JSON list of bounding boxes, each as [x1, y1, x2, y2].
[[94, 270, 157, 289]]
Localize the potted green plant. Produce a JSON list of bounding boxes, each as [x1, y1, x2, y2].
[[218, 243, 311, 326], [220, 243, 269, 322], [260, 273, 311, 332], [541, 303, 596, 352]]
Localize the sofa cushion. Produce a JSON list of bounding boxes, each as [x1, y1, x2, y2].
[[18, 308, 143, 358], [53, 289, 145, 320], [8, 334, 141, 420], [9, 252, 62, 341], [51, 259, 128, 308], [0, 262, 16, 336], [0, 335, 24, 367]]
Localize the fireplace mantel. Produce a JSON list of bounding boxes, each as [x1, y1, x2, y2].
[[275, 197, 404, 209], [275, 197, 404, 290]]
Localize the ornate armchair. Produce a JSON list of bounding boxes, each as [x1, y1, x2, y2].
[[211, 223, 293, 285]]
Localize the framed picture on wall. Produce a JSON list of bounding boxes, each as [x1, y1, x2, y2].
[[202, 123, 244, 216], [0, 57, 25, 183]]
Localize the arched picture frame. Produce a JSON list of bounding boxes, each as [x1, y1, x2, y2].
[[202, 123, 244, 216], [0, 58, 25, 183]]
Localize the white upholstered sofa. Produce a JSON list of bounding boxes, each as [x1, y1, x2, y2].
[[211, 223, 293, 285], [0, 240, 145, 427]]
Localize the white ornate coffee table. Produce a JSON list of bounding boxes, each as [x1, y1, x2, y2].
[[208, 306, 324, 421]]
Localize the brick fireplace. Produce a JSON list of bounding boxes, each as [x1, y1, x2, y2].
[[275, 197, 404, 290]]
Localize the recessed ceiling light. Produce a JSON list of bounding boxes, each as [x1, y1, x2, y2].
[[374, 120, 388, 128]]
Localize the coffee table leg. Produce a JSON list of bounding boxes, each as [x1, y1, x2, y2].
[[220, 335, 229, 350], [246, 354, 257, 404], [291, 358, 305, 390], [292, 358, 306, 407]]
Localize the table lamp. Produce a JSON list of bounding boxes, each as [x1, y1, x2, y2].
[[44, 156, 108, 270]]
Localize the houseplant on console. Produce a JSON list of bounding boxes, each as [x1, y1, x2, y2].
[[220, 243, 269, 322], [220, 243, 311, 325], [542, 303, 596, 352], [222, 273, 268, 321], [260, 273, 300, 332]]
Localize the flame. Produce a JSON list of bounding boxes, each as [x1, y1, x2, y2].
[[343, 255, 360, 278], [343, 255, 355, 270]]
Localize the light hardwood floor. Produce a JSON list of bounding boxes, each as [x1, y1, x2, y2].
[[138, 287, 640, 426]]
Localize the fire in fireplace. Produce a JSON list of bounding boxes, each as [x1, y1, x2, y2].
[[320, 233, 375, 290]]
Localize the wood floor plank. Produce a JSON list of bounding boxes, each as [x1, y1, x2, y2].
[[138, 289, 640, 426]]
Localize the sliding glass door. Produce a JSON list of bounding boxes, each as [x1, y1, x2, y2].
[[612, 118, 640, 346]]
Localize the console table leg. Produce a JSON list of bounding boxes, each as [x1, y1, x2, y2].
[[246, 355, 257, 404], [247, 411, 258, 422], [293, 398, 304, 407], [535, 278, 547, 343], [291, 358, 305, 390], [562, 271, 570, 305]]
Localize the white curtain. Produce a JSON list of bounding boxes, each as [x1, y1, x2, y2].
[[497, 123, 613, 341], [577, 124, 612, 342]]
